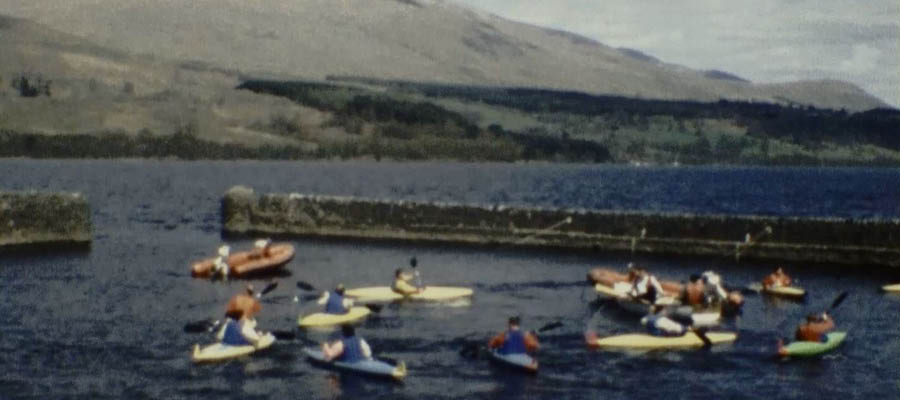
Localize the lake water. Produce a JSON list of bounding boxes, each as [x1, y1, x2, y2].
[[1, 159, 899, 399]]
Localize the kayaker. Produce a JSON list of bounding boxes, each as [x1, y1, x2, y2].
[[628, 268, 666, 304], [323, 325, 373, 362], [701, 271, 728, 305], [795, 312, 836, 342], [218, 290, 264, 346], [211, 245, 230, 279], [391, 268, 423, 295], [488, 316, 540, 355], [679, 274, 705, 307], [763, 267, 792, 289], [641, 305, 688, 337], [317, 284, 354, 315]]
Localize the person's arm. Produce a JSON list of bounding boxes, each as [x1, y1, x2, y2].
[[241, 320, 262, 344], [488, 332, 506, 349], [322, 340, 344, 361], [394, 279, 420, 295], [317, 292, 329, 305], [360, 339, 373, 359], [650, 277, 665, 295], [342, 297, 355, 309], [524, 332, 540, 352], [215, 322, 227, 341]]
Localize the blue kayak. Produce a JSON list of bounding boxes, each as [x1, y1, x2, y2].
[[488, 350, 538, 373], [303, 348, 407, 381]]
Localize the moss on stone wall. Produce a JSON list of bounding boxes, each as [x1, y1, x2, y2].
[[0, 191, 91, 247]]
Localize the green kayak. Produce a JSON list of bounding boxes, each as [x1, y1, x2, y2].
[[778, 332, 846, 358]]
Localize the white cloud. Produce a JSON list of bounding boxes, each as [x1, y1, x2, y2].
[[454, 0, 900, 107]]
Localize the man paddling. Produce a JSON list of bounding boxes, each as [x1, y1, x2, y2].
[[795, 312, 836, 342], [218, 288, 265, 346], [628, 267, 666, 304], [641, 305, 689, 337], [211, 245, 231, 279], [391, 268, 423, 295], [763, 267, 793, 289], [488, 317, 540, 355], [317, 284, 354, 315], [323, 325, 373, 362], [248, 238, 272, 260]]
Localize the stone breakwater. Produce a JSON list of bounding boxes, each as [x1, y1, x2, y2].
[[223, 186, 900, 267], [0, 191, 91, 249]]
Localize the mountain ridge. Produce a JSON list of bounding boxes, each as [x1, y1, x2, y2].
[[0, 0, 888, 111]]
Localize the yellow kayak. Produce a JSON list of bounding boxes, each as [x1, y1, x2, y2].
[[191, 332, 275, 363], [344, 286, 473, 302], [882, 283, 900, 292], [298, 306, 371, 327], [762, 285, 806, 298], [590, 331, 737, 349]]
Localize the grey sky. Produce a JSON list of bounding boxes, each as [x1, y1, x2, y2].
[[455, 0, 900, 108]]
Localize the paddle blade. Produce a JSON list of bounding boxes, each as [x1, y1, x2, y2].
[[296, 281, 316, 291], [260, 282, 279, 296], [410, 256, 418, 268], [830, 291, 849, 310], [184, 319, 213, 333], [537, 321, 564, 333], [365, 303, 383, 313]]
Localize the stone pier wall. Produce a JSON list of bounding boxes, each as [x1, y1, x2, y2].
[[222, 186, 900, 267], [0, 191, 92, 248]]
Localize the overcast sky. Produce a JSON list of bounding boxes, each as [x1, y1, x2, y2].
[[455, 0, 899, 108]]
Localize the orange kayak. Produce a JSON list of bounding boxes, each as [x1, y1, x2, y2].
[[586, 267, 683, 296], [191, 244, 295, 278]]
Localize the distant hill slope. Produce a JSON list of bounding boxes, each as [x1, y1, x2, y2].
[[0, 0, 888, 111]]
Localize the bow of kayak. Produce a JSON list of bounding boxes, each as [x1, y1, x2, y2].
[[345, 286, 473, 302], [882, 283, 900, 292], [304, 348, 407, 381], [191, 332, 275, 363], [487, 350, 538, 373], [298, 306, 371, 327], [778, 332, 847, 358], [762, 285, 806, 299]]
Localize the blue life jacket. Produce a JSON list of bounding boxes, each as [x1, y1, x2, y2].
[[222, 320, 251, 346], [499, 329, 527, 355], [325, 291, 347, 314], [338, 336, 365, 363]]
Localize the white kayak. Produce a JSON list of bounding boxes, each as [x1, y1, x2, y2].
[[304, 348, 407, 381], [882, 283, 900, 293], [191, 332, 275, 363], [589, 331, 737, 349], [298, 306, 371, 327], [487, 350, 538, 373], [344, 286, 473, 302]]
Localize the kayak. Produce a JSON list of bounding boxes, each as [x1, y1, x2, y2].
[[344, 286, 473, 302], [304, 348, 407, 381], [191, 332, 275, 363], [191, 243, 294, 278], [595, 283, 719, 326], [298, 306, 371, 327], [587, 267, 682, 296], [589, 331, 737, 349], [762, 285, 806, 299], [487, 350, 538, 373], [778, 332, 847, 358], [882, 284, 900, 292]]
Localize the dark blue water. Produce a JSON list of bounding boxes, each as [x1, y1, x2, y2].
[[1, 159, 899, 399]]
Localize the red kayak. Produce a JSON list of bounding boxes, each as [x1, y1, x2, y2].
[[191, 243, 294, 278]]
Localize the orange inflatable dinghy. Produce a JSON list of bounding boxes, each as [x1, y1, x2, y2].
[[191, 243, 294, 278]]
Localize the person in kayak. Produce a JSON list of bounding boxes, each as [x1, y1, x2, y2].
[[323, 325, 373, 362], [679, 274, 706, 307], [211, 245, 230, 279], [391, 268, 423, 295], [628, 267, 666, 304], [218, 289, 265, 346], [249, 238, 272, 259], [763, 267, 792, 289], [641, 305, 688, 337], [795, 312, 836, 342], [488, 316, 540, 355], [317, 284, 354, 315]]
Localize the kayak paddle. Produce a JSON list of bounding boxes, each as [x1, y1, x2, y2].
[[537, 321, 564, 333], [829, 291, 849, 311]]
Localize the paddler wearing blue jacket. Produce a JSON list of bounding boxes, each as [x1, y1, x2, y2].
[[323, 325, 373, 362], [317, 284, 354, 315], [217, 289, 264, 346], [488, 317, 540, 355]]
